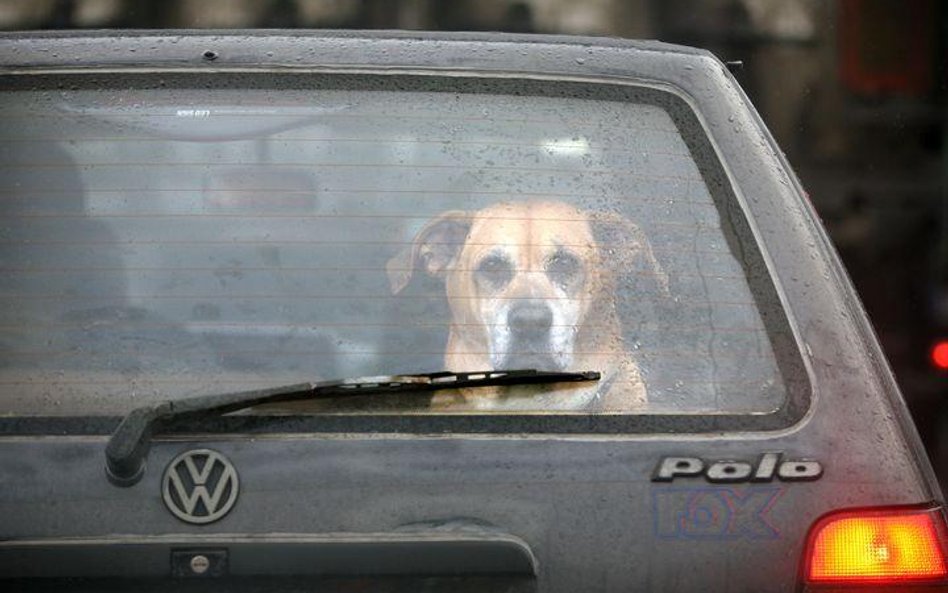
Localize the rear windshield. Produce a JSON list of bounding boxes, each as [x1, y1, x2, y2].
[[0, 75, 792, 417]]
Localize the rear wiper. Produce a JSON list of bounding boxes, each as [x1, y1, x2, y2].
[[105, 369, 599, 487]]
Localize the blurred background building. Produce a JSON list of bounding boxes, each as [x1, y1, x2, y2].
[[2, 0, 946, 485]]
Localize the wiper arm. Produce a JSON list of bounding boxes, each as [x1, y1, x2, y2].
[[105, 369, 599, 487]]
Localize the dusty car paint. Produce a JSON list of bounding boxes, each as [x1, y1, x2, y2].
[[0, 31, 941, 592]]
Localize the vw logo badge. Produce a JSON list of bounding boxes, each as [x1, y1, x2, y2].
[[162, 449, 239, 524]]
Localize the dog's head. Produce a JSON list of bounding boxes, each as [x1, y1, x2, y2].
[[387, 201, 666, 372]]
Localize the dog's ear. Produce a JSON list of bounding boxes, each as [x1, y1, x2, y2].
[[591, 211, 670, 296], [387, 210, 473, 294]]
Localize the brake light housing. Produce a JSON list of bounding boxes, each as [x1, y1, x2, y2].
[[803, 505, 948, 589]]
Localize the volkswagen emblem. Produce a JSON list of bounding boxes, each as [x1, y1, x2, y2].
[[162, 449, 239, 524]]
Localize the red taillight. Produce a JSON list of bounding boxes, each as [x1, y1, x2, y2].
[[804, 506, 948, 587], [932, 340, 948, 370]]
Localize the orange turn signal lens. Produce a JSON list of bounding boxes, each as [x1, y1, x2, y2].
[[806, 507, 948, 584]]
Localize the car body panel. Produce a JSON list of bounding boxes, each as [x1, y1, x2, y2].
[[0, 30, 940, 592]]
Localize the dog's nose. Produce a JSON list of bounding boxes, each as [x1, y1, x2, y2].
[[508, 302, 553, 338]]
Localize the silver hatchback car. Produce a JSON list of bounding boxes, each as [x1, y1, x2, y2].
[[0, 30, 944, 592]]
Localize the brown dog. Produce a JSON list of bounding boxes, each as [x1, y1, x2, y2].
[[387, 201, 667, 411]]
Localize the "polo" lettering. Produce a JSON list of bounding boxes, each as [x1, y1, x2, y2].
[[651, 452, 823, 483]]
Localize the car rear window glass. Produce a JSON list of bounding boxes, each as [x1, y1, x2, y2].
[[0, 76, 794, 417]]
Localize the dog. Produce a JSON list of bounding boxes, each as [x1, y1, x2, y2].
[[387, 200, 667, 411]]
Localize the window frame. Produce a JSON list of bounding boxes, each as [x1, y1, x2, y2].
[[0, 69, 812, 435]]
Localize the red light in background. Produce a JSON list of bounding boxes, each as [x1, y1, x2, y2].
[[933, 341, 948, 370]]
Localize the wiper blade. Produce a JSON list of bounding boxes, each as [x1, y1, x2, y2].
[[105, 369, 599, 487]]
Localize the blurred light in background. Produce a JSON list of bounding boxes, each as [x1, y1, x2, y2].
[[933, 341, 948, 371]]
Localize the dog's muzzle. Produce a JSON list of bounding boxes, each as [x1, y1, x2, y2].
[[503, 302, 563, 371]]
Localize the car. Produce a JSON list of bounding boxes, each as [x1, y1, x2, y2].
[[0, 30, 944, 592]]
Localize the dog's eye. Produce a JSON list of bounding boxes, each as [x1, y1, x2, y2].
[[547, 251, 583, 288], [475, 255, 513, 290]]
